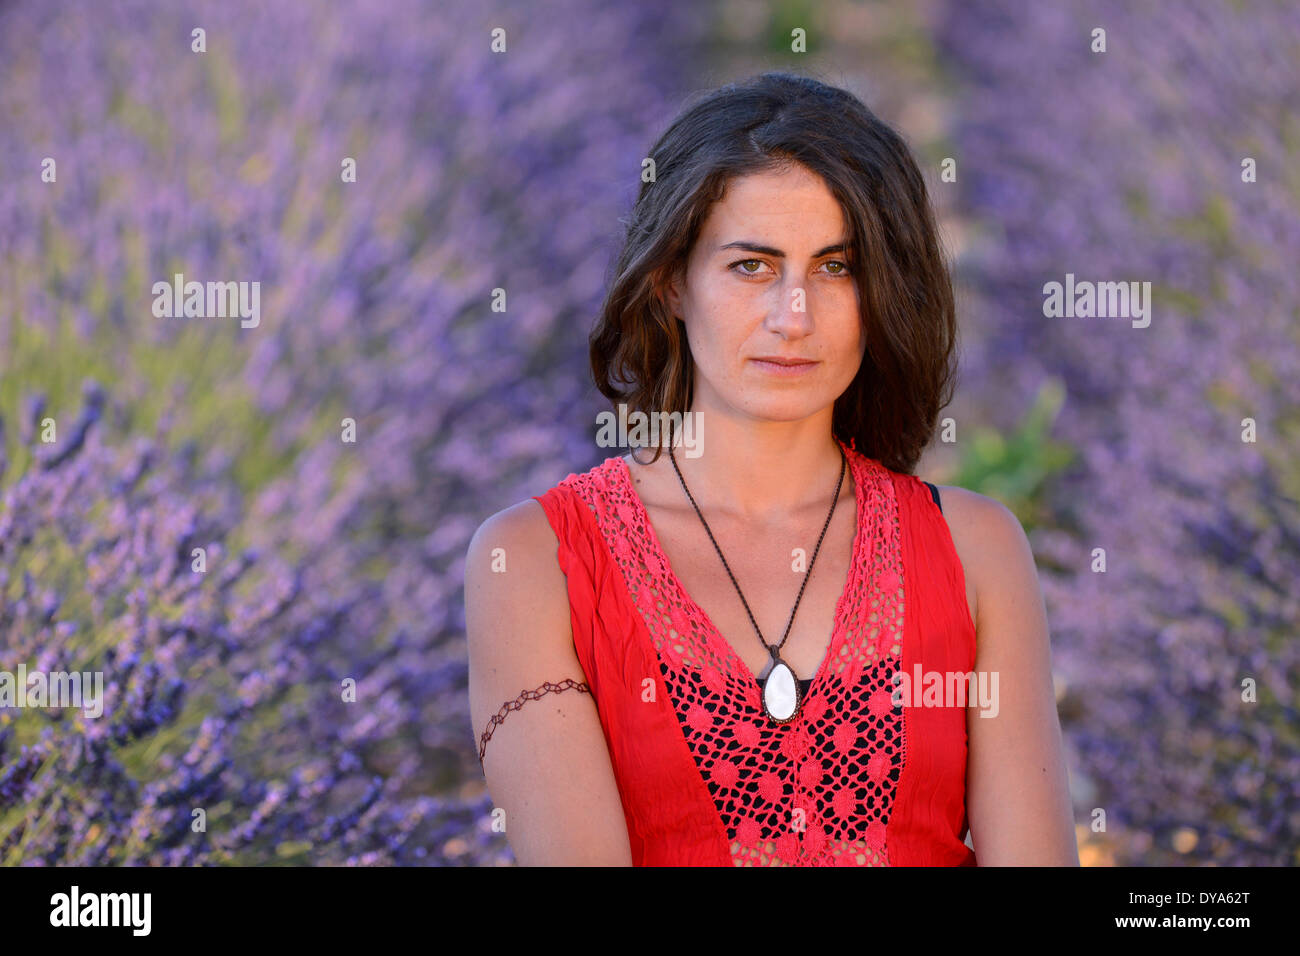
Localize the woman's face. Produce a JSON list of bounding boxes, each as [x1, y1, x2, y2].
[[666, 163, 866, 428]]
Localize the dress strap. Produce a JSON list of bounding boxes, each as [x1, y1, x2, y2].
[[922, 480, 943, 514]]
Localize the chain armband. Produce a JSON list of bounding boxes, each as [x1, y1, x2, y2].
[[478, 678, 592, 764]]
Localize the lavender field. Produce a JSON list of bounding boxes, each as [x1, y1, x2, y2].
[[931, 0, 1300, 865], [1, 0, 1296, 866], [0, 0, 705, 864]]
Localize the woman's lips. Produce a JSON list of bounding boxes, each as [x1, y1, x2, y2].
[[750, 358, 819, 376]]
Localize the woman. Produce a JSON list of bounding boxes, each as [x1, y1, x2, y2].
[[465, 72, 1078, 866]]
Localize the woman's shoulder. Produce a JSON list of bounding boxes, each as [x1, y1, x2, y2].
[[928, 482, 1016, 523], [466, 453, 626, 570], [470, 496, 557, 554], [926, 483, 1034, 632], [465, 497, 565, 604]]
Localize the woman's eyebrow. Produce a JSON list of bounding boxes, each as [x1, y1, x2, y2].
[[717, 240, 847, 258]]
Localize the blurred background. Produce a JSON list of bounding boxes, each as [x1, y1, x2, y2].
[[0, 0, 1295, 865]]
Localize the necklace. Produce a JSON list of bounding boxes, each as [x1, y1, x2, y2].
[[667, 442, 847, 725]]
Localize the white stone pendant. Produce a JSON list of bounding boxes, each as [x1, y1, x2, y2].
[[762, 657, 801, 724]]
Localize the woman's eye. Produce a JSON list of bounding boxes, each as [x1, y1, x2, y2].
[[729, 258, 852, 278], [731, 258, 767, 276]]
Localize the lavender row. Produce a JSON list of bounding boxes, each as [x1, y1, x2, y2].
[[932, 0, 1300, 864], [0, 0, 704, 863]]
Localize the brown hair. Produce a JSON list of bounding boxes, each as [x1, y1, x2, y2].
[[589, 70, 958, 476]]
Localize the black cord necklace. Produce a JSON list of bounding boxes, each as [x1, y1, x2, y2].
[[667, 443, 847, 725]]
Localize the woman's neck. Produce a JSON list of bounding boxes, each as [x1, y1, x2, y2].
[[643, 422, 848, 523]]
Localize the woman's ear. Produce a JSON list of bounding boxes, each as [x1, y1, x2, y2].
[[662, 264, 684, 320]]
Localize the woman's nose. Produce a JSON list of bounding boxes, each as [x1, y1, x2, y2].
[[763, 281, 816, 338]]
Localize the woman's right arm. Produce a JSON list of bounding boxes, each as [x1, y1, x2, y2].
[[465, 499, 635, 866]]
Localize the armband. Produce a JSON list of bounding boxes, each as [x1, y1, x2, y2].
[[478, 678, 591, 764]]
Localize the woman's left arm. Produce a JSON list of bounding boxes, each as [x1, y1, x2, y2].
[[943, 488, 1080, 865]]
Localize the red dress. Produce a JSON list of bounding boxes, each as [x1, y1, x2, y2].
[[532, 438, 978, 866]]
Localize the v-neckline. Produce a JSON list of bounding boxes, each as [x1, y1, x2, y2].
[[613, 439, 865, 714]]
